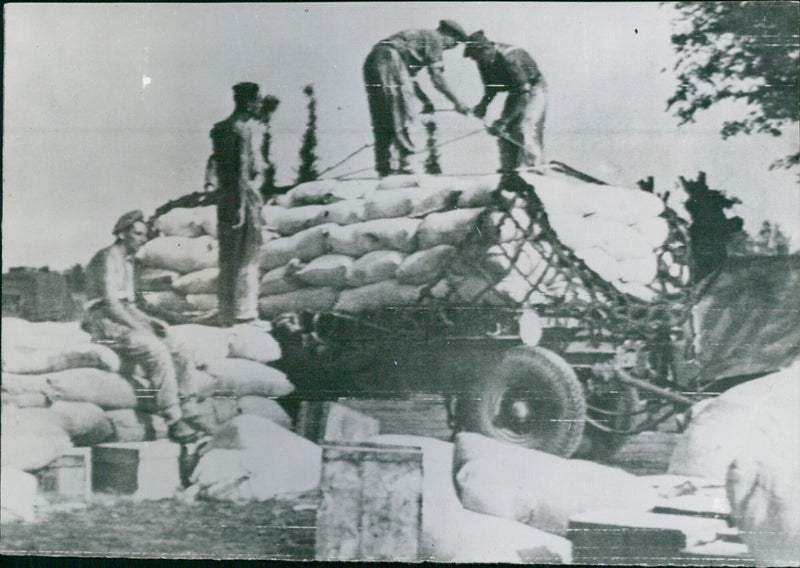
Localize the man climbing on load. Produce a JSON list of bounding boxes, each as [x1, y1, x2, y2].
[[464, 30, 547, 171], [363, 20, 472, 177], [83, 210, 205, 444]]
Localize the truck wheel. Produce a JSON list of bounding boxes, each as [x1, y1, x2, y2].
[[582, 385, 640, 459], [457, 346, 586, 458]]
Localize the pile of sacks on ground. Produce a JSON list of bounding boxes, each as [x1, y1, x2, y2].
[[1, 316, 292, 474], [667, 360, 800, 566], [135, 171, 680, 320]]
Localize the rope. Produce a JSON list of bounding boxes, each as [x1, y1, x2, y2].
[[317, 143, 373, 178]]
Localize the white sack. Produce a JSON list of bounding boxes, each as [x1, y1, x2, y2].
[[185, 294, 218, 311], [325, 218, 421, 256], [137, 268, 181, 291], [192, 397, 241, 434], [2, 406, 68, 437], [195, 206, 218, 238], [2, 342, 120, 375], [237, 396, 293, 430], [44, 368, 138, 409], [416, 208, 492, 249], [258, 287, 339, 319], [295, 254, 354, 288], [2, 318, 91, 347], [191, 415, 322, 501], [346, 250, 405, 287], [631, 217, 669, 250], [139, 291, 196, 313], [104, 409, 168, 442], [168, 324, 231, 367], [153, 207, 207, 238], [1, 468, 38, 523], [454, 433, 658, 536], [1, 434, 73, 471], [258, 223, 336, 272], [228, 323, 282, 364], [366, 186, 460, 218], [375, 174, 421, 190], [259, 262, 306, 296], [137, 235, 219, 274], [2, 373, 52, 406], [204, 358, 295, 398], [396, 245, 455, 285], [262, 204, 329, 235], [455, 175, 503, 208], [49, 401, 115, 446], [277, 179, 338, 207], [333, 280, 423, 313], [668, 365, 797, 482], [172, 268, 219, 295]]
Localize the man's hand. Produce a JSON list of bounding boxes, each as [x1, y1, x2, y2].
[[472, 104, 488, 120], [421, 101, 435, 115], [454, 102, 470, 115], [150, 318, 169, 338], [488, 119, 506, 136]]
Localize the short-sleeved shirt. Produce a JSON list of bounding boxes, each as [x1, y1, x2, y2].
[[476, 43, 542, 94], [85, 244, 136, 306], [379, 29, 446, 76]]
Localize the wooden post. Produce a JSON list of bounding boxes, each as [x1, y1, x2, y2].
[[315, 442, 423, 561]]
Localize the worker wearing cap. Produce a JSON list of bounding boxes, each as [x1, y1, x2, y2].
[[83, 210, 204, 444], [363, 20, 471, 177], [464, 30, 547, 171], [207, 82, 266, 326]]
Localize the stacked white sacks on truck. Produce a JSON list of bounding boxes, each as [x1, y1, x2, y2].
[[1, 316, 291, 473]]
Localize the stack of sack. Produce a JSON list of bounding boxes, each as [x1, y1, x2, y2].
[[136, 171, 680, 322], [1, 316, 293, 475]]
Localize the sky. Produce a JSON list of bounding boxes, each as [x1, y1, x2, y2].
[[4, 2, 799, 270]]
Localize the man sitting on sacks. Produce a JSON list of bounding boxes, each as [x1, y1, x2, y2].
[[83, 210, 205, 444], [363, 20, 471, 177], [464, 30, 547, 171]]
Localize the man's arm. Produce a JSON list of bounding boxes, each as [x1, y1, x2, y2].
[[427, 64, 469, 114], [97, 251, 152, 333], [473, 88, 498, 120]]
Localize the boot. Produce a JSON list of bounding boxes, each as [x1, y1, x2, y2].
[[168, 419, 201, 444]]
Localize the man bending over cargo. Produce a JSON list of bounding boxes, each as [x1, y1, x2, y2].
[[464, 30, 547, 171], [364, 20, 471, 177], [83, 210, 204, 444]]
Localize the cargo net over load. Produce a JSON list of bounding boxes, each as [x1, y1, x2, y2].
[[137, 168, 691, 344]]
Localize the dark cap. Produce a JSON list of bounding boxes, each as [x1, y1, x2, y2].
[[232, 82, 260, 99], [113, 210, 145, 235], [438, 20, 468, 42]]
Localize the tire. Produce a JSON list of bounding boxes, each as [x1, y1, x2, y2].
[[457, 346, 586, 458]]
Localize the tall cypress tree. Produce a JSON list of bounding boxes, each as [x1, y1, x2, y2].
[[423, 120, 442, 175], [259, 94, 280, 199], [296, 84, 320, 184]]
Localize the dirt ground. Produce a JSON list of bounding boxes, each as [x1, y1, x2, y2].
[[1, 394, 679, 559]]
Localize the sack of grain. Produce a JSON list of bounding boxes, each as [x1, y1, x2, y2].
[[49, 401, 115, 446], [137, 235, 219, 273], [259, 261, 306, 296], [191, 415, 322, 502], [139, 291, 197, 313], [333, 280, 423, 313], [2, 406, 67, 437], [137, 268, 181, 292], [366, 186, 461, 219], [237, 396, 293, 430], [276, 179, 339, 207], [346, 250, 405, 287], [1, 434, 73, 471], [416, 208, 494, 249], [195, 206, 218, 238], [453, 433, 658, 536], [325, 218, 421, 256], [376, 174, 421, 190], [2, 342, 120, 375], [455, 175, 503, 208], [262, 204, 329, 235], [2, 373, 52, 408], [363, 188, 414, 219], [152, 207, 207, 238], [172, 268, 219, 295], [104, 409, 168, 442], [2, 318, 92, 347], [191, 397, 241, 434], [168, 324, 231, 367], [258, 287, 339, 319], [45, 368, 138, 409], [186, 294, 218, 311], [294, 254, 354, 288], [396, 245, 455, 285], [204, 358, 295, 398], [0, 468, 39, 523], [258, 223, 335, 272], [228, 323, 282, 364], [631, 217, 669, 250]]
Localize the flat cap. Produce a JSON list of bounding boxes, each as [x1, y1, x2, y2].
[[113, 210, 145, 235], [438, 20, 468, 42]]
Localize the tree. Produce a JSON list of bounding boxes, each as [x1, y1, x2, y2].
[[423, 120, 442, 175], [296, 84, 320, 184], [729, 219, 793, 255], [666, 2, 799, 169], [258, 94, 281, 199]]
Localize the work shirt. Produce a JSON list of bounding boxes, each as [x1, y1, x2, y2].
[[85, 244, 136, 308], [380, 29, 446, 76], [475, 43, 542, 96]]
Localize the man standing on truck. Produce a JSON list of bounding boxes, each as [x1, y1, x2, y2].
[[363, 20, 472, 177], [464, 30, 547, 171], [82, 210, 205, 444], [207, 82, 266, 326]]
